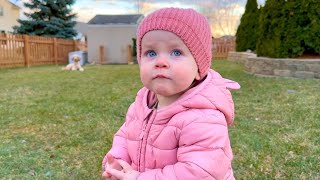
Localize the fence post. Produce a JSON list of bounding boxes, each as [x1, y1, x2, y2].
[[99, 45, 105, 65], [127, 45, 133, 64], [73, 40, 77, 51], [23, 35, 30, 67], [53, 38, 58, 65]]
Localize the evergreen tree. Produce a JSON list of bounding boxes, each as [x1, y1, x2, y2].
[[235, 0, 259, 52], [278, 0, 304, 57], [279, 0, 320, 57], [14, 0, 77, 39], [257, 0, 320, 58], [256, 0, 286, 57], [303, 0, 320, 54]]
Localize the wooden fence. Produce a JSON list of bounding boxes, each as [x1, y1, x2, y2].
[[0, 33, 83, 68], [212, 37, 236, 60]]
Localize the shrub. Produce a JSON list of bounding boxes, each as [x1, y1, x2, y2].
[[256, 0, 320, 58], [236, 0, 260, 52]]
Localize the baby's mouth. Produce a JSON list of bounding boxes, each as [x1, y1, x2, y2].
[[153, 74, 170, 79]]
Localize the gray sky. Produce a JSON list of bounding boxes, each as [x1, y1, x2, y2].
[[14, 0, 266, 37]]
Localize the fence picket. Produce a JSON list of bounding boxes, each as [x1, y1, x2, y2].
[[0, 33, 84, 68], [212, 37, 236, 60]]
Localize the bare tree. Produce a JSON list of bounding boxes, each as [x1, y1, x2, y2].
[[135, 0, 243, 37], [201, 0, 242, 37]]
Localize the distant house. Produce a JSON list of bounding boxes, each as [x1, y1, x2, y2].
[[74, 21, 88, 41], [0, 0, 20, 33], [87, 14, 143, 64]]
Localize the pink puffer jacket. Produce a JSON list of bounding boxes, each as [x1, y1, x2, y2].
[[102, 69, 240, 180]]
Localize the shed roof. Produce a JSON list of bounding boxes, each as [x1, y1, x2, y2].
[[75, 21, 88, 35], [88, 14, 143, 25]]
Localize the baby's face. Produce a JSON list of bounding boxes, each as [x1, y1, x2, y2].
[[139, 30, 200, 101]]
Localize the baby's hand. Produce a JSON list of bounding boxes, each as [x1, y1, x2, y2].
[[102, 154, 123, 180], [107, 159, 140, 180]]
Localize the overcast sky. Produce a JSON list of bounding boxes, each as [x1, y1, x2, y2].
[[13, 0, 265, 37], [72, 0, 265, 21]]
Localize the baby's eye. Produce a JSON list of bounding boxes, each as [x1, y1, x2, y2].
[[146, 50, 157, 57], [171, 50, 182, 56]]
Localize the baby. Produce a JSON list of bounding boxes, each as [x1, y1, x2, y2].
[[102, 7, 240, 180]]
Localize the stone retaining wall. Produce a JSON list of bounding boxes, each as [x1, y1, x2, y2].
[[227, 52, 320, 79]]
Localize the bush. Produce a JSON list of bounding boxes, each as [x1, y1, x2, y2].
[[236, 0, 260, 52], [132, 38, 137, 57], [256, 0, 320, 58]]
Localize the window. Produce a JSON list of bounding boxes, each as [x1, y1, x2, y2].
[[0, 31, 7, 45], [0, 7, 3, 16]]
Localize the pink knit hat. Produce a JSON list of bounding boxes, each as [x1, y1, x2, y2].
[[137, 7, 212, 79]]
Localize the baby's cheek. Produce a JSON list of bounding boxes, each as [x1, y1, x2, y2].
[[140, 68, 150, 86]]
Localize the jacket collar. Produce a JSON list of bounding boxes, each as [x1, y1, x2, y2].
[[134, 69, 240, 126]]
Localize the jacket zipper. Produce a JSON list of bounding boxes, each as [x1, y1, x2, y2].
[[138, 108, 156, 172], [139, 121, 148, 140], [137, 111, 151, 172], [137, 102, 158, 172]]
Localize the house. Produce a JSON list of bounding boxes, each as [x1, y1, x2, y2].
[[87, 14, 143, 64], [74, 21, 88, 41], [0, 0, 20, 33]]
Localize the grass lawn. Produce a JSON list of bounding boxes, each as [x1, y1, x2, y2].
[[0, 61, 319, 179]]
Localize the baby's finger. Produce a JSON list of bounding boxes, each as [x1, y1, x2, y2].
[[102, 171, 111, 177], [107, 154, 114, 164], [117, 160, 131, 171], [107, 169, 124, 180]]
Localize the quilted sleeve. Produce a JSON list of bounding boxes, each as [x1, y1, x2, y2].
[[137, 112, 234, 180]]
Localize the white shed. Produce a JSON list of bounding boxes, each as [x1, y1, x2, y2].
[[87, 14, 143, 64]]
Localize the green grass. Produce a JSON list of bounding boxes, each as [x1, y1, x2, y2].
[[0, 61, 319, 179]]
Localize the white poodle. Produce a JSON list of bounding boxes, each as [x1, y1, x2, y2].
[[62, 56, 84, 71]]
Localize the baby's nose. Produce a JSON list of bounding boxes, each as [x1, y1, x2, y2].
[[155, 55, 170, 68]]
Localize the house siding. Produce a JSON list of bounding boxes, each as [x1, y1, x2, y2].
[[87, 25, 137, 64], [0, 1, 20, 32]]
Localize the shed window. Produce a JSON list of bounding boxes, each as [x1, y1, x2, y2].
[[0, 7, 3, 16]]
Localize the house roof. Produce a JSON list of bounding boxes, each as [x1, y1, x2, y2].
[[220, 35, 236, 39], [8, 0, 20, 9], [75, 21, 88, 35], [88, 14, 143, 25]]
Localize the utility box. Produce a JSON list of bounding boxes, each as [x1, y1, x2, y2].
[[68, 51, 88, 65]]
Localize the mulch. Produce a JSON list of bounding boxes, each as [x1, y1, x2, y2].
[[296, 54, 320, 59]]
